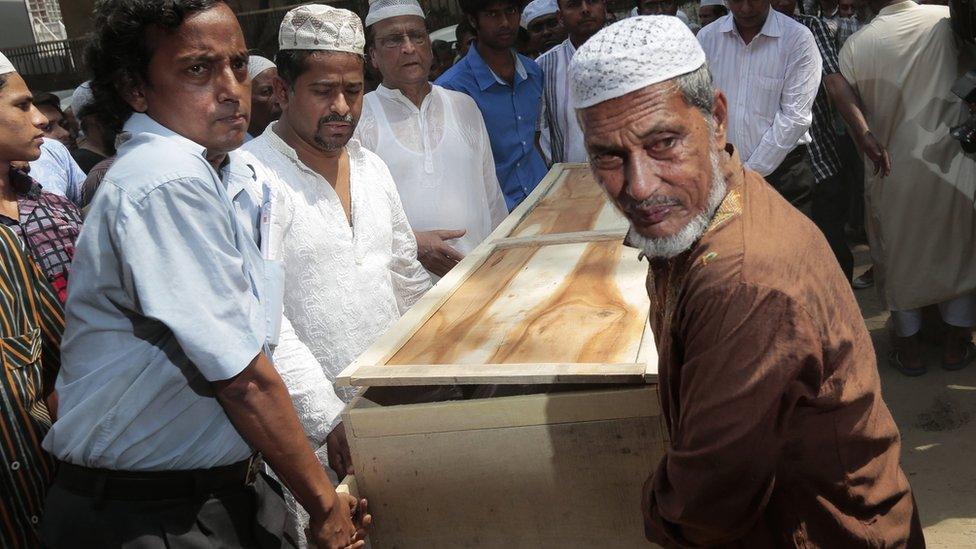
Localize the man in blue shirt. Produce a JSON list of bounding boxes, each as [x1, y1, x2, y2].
[[436, 0, 548, 210], [39, 1, 368, 547]]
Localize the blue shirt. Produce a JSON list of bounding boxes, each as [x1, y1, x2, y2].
[[28, 138, 85, 204], [436, 46, 547, 210], [43, 114, 273, 470]]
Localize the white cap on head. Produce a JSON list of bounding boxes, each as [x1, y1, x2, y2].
[[521, 0, 559, 29], [364, 0, 425, 27], [70, 81, 94, 116], [0, 52, 16, 76], [278, 4, 365, 56], [247, 55, 276, 80], [700, 0, 727, 7], [570, 15, 706, 110]]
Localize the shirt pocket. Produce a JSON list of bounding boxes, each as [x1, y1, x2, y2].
[[1, 327, 42, 370]]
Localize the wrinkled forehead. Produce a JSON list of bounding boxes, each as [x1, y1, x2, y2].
[[372, 14, 427, 36], [580, 82, 691, 143], [147, 4, 246, 63], [302, 51, 365, 82]]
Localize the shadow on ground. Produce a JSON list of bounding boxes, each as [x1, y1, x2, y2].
[[852, 245, 976, 548]]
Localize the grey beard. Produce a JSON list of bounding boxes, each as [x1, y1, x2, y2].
[[627, 149, 728, 260]]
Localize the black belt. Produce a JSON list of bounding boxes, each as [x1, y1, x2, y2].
[[55, 458, 256, 501]]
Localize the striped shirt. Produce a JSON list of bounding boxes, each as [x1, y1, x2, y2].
[[793, 14, 843, 183], [537, 39, 589, 164], [697, 10, 822, 177], [0, 224, 63, 548]]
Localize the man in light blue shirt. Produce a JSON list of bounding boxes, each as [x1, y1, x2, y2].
[[437, 0, 548, 210], [28, 138, 85, 204], [40, 2, 368, 548]]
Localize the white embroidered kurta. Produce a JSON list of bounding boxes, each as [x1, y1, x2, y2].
[[243, 127, 431, 547], [840, 1, 976, 311], [355, 84, 508, 276]]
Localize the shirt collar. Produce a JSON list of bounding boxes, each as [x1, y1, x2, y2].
[[376, 83, 434, 113], [720, 9, 783, 39], [467, 45, 528, 91], [879, 0, 916, 16], [123, 113, 208, 158], [9, 167, 42, 199], [261, 122, 361, 176]]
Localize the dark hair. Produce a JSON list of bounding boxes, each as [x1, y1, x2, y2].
[[85, 0, 224, 134], [32, 92, 64, 114], [455, 17, 475, 42], [458, 0, 523, 16], [0, 74, 7, 90]]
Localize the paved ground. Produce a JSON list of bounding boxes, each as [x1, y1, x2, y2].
[[851, 245, 976, 547]]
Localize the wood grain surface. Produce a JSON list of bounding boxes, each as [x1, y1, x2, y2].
[[387, 239, 650, 366], [510, 165, 629, 237]]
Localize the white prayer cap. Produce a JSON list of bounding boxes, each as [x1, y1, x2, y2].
[[521, 0, 558, 29], [247, 55, 276, 80], [278, 4, 365, 56], [0, 52, 16, 75], [570, 16, 706, 110], [70, 81, 94, 116], [700, 0, 727, 6], [364, 0, 425, 27]]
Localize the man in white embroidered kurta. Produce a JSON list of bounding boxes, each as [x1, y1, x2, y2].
[[537, 0, 608, 164], [243, 4, 431, 545], [356, 0, 508, 279], [839, 0, 976, 372]]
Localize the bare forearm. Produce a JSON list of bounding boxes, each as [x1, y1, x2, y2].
[[825, 73, 870, 138], [215, 352, 339, 522]]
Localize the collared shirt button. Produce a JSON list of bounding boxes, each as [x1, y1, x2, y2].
[[30, 516, 38, 524], [10, 461, 20, 470]]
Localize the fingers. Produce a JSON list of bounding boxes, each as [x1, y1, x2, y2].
[[433, 228, 466, 240], [882, 150, 892, 178]]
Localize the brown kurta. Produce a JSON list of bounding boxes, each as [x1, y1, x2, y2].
[[641, 147, 923, 548]]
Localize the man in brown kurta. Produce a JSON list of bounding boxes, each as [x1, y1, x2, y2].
[[569, 16, 923, 547]]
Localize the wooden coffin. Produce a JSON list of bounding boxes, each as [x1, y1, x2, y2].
[[337, 164, 664, 548]]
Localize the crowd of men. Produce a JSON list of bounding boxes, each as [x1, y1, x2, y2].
[[0, 0, 972, 547]]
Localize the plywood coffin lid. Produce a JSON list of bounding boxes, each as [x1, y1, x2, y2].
[[337, 164, 659, 388]]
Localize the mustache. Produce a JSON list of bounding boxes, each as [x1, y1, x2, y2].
[[625, 195, 682, 214], [318, 114, 354, 126]]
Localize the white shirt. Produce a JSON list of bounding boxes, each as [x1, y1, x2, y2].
[[697, 10, 822, 176], [537, 39, 590, 164], [243, 126, 431, 427], [355, 84, 508, 277], [29, 138, 85, 204]]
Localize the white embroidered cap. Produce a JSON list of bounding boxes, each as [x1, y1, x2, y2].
[[0, 52, 16, 75], [70, 81, 94, 116], [700, 0, 727, 6], [364, 0, 425, 27], [278, 4, 365, 55], [521, 0, 559, 29], [247, 55, 276, 80], [570, 16, 706, 109]]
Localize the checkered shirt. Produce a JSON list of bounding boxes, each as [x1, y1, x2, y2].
[[794, 14, 843, 183]]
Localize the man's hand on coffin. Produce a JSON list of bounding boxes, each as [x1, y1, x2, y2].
[[327, 421, 355, 479], [415, 229, 466, 277], [307, 493, 371, 549]]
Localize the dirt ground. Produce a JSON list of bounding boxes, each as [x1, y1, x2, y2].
[[852, 245, 976, 548]]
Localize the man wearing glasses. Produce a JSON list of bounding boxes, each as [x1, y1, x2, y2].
[[356, 0, 508, 279], [437, 0, 547, 210]]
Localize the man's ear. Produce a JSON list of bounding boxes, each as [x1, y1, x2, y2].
[[273, 75, 290, 112], [711, 89, 728, 150], [117, 72, 148, 113]]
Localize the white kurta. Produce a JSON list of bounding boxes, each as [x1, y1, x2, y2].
[[840, 1, 976, 311], [243, 126, 432, 547], [355, 84, 508, 274]]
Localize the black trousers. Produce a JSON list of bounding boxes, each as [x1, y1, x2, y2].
[[766, 146, 853, 281], [41, 469, 285, 548]]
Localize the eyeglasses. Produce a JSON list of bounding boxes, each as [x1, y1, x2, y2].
[[376, 30, 429, 49]]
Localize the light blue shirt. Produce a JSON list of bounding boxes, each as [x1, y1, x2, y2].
[[436, 47, 548, 210], [43, 114, 273, 470], [28, 138, 85, 204]]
